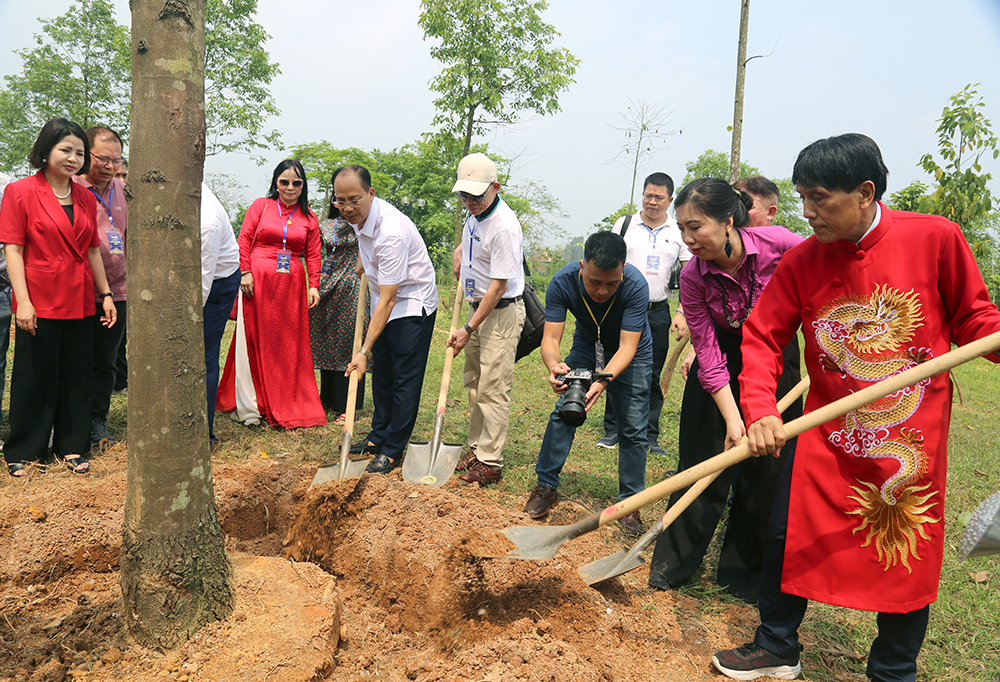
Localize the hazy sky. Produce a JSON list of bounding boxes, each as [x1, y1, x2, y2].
[[2, 0, 999, 242]]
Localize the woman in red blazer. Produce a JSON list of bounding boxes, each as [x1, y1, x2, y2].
[[0, 118, 117, 477]]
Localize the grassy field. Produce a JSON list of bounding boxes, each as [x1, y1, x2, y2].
[[7, 287, 999, 680]]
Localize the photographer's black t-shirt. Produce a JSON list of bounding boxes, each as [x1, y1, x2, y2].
[[544, 261, 653, 365]]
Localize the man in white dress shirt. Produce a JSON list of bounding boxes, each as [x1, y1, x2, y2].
[[447, 153, 526, 487], [201, 183, 241, 444], [339, 165, 439, 474]]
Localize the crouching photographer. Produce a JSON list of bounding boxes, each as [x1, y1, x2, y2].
[[523, 231, 653, 537]]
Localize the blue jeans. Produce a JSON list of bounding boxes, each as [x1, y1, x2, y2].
[[534, 342, 651, 500], [0, 285, 10, 421]]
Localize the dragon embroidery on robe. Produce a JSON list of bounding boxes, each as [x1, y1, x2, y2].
[[813, 285, 940, 573]]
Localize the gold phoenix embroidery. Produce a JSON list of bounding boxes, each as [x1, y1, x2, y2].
[[814, 285, 940, 573]]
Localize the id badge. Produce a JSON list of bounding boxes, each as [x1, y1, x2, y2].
[[595, 340, 606, 371], [464, 277, 476, 303], [645, 254, 660, 275], [276, 249, 292, 274], [321, 256, 334, 277], [107, 229, 124, 255]]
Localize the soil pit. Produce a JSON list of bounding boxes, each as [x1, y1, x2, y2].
[[0, 457, 763, 681]]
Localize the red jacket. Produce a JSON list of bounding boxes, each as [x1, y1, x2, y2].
[[0, 171, 100, 319]]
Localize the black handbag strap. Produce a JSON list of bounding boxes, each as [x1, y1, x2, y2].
[[619, 213, 632, 238]]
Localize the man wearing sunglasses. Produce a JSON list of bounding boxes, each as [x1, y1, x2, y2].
[[447, 153, 526, 487], [338, 165, 438, 475], [74, 126, 128, 450]]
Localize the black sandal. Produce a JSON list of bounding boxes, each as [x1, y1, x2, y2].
[[63, 454, 90, 475], [7, 462, 29, 478]]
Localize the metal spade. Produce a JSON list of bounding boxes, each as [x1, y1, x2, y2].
[[311, 273, 372, 487]]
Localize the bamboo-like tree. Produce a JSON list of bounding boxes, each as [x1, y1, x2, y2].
[[121, 0, 232, 649]]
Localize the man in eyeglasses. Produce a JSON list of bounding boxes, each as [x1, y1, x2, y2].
[[446, 153, 526, 487], [73, 126, 128, 450], [598, 172, 689, 464], [338, 164, 439, 474]]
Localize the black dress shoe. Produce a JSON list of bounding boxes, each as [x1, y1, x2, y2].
[[350, 440, 381, 456], [365, 454, 398, 474]]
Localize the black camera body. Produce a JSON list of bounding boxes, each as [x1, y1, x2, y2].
[[555, 369, 613, 427]]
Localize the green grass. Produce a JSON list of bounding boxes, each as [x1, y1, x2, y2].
[[6, 289, 999, 680]]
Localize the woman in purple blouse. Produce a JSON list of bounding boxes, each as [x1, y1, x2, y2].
[[647, 177, 804, 603]]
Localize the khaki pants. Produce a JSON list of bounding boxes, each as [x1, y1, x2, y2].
[[463, 300, 525, 468]]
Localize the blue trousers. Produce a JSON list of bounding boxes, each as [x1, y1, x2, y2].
[[366, 309, 436, 462], [755, 451, 929, 682], [534, 342, 651, 500], [204, 269, 240, 441]]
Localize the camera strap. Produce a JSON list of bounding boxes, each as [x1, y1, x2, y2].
[[578, 272, 619, 371]]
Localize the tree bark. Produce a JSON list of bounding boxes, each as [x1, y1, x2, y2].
[[729, 0, 750, 185], [122, 0, 233, 650]]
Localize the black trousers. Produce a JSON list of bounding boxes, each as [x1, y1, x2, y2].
[[365, 309, 436, 462], [755, 451, 930, 682], [204, 270, 240, 441], [319, 369, 365, 414], [648, 327, 802, 602], [92, 300, 127, 422], [603, 301, 671, 444], [4, 317, 94, 463]]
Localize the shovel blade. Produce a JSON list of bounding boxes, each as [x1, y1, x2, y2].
[[578, 549, 646, 586], [402, 441, 464, 487], [310, 457, 371, 488], [472, 525, 572, 561]]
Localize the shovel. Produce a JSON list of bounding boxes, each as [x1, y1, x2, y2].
[[310, 273, 372, 487], [477, 328, 1000, 561], [402, 284, 466, 486], [659, 331, 689, 398], [579, 375, 810, 586]]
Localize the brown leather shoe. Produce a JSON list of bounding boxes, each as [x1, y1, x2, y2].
[[619, 510, 642, 538], [458, 461, 502, 486], [523, 485, 558, 518], [455, 449, 478, 472]]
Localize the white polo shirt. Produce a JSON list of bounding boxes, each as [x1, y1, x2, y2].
[[612, 211, 690, 303], [352, 197, 438, 321], [459, 196, 525, 300]]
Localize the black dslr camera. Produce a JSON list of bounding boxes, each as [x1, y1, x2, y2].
[[555, 369, 612, 427]]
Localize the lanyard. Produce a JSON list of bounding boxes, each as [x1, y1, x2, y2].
[[643, 222, 666, 245], [577, 272, 619, 340], [466, 215, 477, 265], [276, 199, 298, 250], [88, 186, 114, 228]]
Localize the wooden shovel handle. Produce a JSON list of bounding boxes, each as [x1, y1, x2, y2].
[[657, 375, 810, 529], [437, 284, 466, 413], [342, 273, 367, 437], [599, 329, 1000, 527], [660, 332, 689, 396]]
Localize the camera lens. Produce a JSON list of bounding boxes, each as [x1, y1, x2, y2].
[[559, 382, 588, 427]]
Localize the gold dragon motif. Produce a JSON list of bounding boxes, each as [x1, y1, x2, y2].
[[814, 285, 940, 573]]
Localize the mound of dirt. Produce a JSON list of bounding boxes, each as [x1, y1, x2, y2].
[[0, 456, 759, 681]]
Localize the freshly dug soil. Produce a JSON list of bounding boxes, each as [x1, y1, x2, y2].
[[0, 450, 765, 682]]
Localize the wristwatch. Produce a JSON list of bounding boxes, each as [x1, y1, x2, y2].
[[464, 323, 475, 334], [101, 292, 114, 298], [360, 347, 373, 362]]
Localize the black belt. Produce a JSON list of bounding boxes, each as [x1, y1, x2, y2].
[[648, 299, 669, 310], [471, 295, 522, 310]]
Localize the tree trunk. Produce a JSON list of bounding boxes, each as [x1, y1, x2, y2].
[[729, 0, 750, 185], [122, 0, 233, 650]]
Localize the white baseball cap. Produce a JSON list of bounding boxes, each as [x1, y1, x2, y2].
[[452, 153, 498, 194]]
